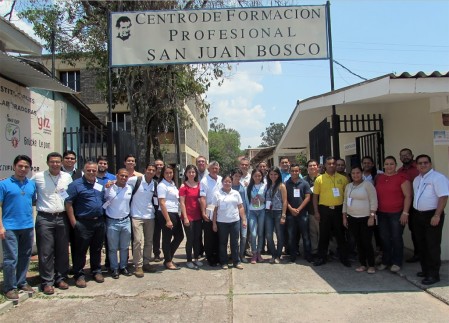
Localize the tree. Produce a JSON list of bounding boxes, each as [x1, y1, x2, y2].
[[16, 0, 224, 170], [260, 122, 285, 147], [208, 117, 243, 176]]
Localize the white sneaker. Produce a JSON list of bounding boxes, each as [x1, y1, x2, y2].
[[186, 262, 197, 269], [377, 264, 388, 271], [193, 260, 203, 267], [390, 264, 401, 272]]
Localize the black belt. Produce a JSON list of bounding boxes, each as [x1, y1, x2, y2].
[[38, 211, 66, 216], [106, 215, 129, 221], [76, 216, 102, 221], [414, 209, 436, 215], [320, 205, 342, 210]]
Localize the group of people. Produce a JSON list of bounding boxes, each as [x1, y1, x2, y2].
[[0, 148, 447, 302]]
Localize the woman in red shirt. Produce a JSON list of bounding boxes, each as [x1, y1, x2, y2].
[[375, 156, 412, 273], [179, 165, 203, 269]]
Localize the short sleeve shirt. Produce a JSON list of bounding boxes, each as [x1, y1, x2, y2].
[[128, 176, 156, 219], [413, 169, 449, 211], [157, 179, 179, 213], [66, 177, 105, 218], [0, 176, 36, 230], [285, 178, 312, 216], [179, 184, 202, 221], [213, 189, 242, 223], [33, 170, 72, 213], [105, 184, 132, 218], [314, 172, 348, 206]]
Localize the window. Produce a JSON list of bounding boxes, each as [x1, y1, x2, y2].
[[60, 71, 81, 92]]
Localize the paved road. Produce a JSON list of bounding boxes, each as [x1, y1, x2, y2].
[[1, 252, 448, 322]]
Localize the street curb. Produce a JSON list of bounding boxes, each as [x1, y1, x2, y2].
[[0, 289, 36, 315]]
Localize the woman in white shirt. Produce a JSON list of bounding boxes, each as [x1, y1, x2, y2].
[[157, 165, 184, 270], [343, 165, 378, 274], [212, 175, 247, 270]]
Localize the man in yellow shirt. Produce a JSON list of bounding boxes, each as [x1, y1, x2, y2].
[[312, 157, 350, 267]]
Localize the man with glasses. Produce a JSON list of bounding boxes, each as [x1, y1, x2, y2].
[[33, 152, 72, 295], [0, 155, 36, 301], [413, 154, 449, 285], [398, 148, 420, 263], [61, 150, 83, 180]]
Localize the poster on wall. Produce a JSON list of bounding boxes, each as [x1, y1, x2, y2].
[[433, 130, 449, 146], [0, 77, 55, 178]]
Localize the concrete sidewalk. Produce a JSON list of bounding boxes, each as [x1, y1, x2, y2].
[[0, 251, 448, 322]]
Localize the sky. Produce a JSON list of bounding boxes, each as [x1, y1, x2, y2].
[[2, 0, 449, 149], [205, 0, 449, 148]]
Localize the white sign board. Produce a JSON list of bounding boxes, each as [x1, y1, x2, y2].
[[110, 5, 328, 66], [0, 77, 55, 178]]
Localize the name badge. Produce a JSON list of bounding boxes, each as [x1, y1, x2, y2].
[[153, 197, 159, 206], [294, 189, 300, 198], [94, 182, 103, 192], [332, 188, 340, 197], [57, 188, 69, 200], [347, 197, 352, 206], [102, 200, 111, 209], [265, 201, 272, 210]]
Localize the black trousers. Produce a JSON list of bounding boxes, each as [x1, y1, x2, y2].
[[153, 215, 162, 258], [203, 220, 219, 265], [157, 211, 184, 264], [408, 206, 419, 257], [183, 219, 202, 262], [317, 205, 348, 261], [72, 218, 105, 279], [347, 215, 374, 267], [35, 212, 70, 287], [414, 210, 445, 278]]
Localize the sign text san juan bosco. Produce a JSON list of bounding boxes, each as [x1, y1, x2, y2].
[[138, 7, 325, 62]]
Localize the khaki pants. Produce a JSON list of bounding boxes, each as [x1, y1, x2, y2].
[[131, 218, 155, 267]]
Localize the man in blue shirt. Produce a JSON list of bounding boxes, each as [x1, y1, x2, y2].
[[0, 155, 36, 301], [65, 161, 105, 288], [96, 156, 116, 185], [279, 157, 291, 182]]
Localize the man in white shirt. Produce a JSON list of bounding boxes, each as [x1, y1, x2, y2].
[[104, 169, 133, 279], [196, 155, 209, 182], [239, 157, 251, 187], [33, 152, 72, 295], [412, 154, 449, 285], [200, 161, 222, 266], [128, 164, 158, 277]]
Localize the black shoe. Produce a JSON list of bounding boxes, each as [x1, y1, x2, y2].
[[416, 272, 426, 277], [422, 276, 440, 285], [120, 268, 132, 276], [406, 255, 420, 263], [305, 255, 313, 263], [313, 258, 327, 266], [341, 259, 351, 267], [111, 269, 119, 279]]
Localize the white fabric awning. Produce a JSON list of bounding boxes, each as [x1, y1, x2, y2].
[[0, 51, 75, 93]]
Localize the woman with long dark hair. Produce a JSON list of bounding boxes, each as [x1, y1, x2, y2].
[[157, 165, 184, 270], [245, 169, 266, 264], [179, 165, 203, 269], [264, 167, 287, 264]]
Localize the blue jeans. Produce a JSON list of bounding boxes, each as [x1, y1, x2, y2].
[[2, 228, 34, 292], [217, 221, 240, 265], [377, 211, 404, 266], [286, 214, 311, 261], [106, 217, 131, 270], [248, 209, 265, 253], [265, 209, 284, 258], [239, 217, 247, 259]]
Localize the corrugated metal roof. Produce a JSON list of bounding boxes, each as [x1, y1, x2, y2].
[[0, 15, 42, 54], [392, 71, 449, 78]]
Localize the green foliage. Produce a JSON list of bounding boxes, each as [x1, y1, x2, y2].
[[295, 151, 308, 177], [208, 118, 243, 176], [260, 122, 285, 147]]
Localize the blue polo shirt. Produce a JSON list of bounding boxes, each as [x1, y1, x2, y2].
[[66, 176, 105, 218], [97, 172, 116, 186], [285, 177, 312, 217], [0, 176, 36, 230]]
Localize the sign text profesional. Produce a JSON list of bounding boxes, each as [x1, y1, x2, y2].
[[110, 5, 328, 66]]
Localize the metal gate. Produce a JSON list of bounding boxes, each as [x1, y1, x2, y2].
[[309, 114, 384, 170], [309, 118, 332, 162]]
